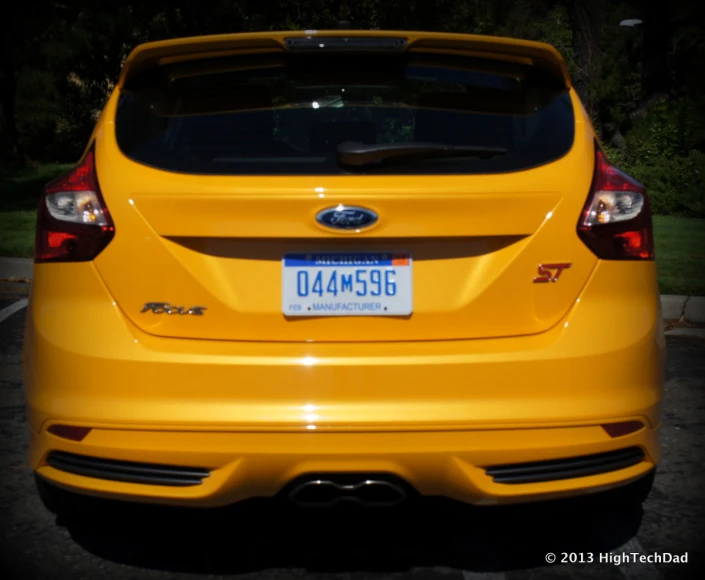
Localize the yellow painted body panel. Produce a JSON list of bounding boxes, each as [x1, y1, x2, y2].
[[23, 30, 664, 507]]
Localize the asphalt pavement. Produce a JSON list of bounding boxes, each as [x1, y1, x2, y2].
[[1, 296, 704, 580]]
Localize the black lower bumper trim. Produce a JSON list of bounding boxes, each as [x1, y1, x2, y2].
[[46, 451, 210, 487], [485, 447, 646, 484]]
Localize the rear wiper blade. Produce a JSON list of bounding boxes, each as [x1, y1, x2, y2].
[[337, 141, 507, 167]]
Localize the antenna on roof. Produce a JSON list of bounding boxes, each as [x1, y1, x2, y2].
[[338, 0, 352, 29]]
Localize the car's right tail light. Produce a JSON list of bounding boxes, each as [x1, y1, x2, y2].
[[577, 148, 654, 260], [35, 147, 115, 263]]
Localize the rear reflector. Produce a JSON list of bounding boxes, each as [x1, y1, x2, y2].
[[577, 147, 654, 260], [35, 147, 115, 263], [47, 425, 92, 442], [485, 447, 645, 484], [602, 421, 644, 438]]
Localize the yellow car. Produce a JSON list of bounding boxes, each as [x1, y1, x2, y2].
[[23, 30, 664, 514]]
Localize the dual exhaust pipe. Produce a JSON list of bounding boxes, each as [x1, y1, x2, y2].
[[288, 477, 407, 508]]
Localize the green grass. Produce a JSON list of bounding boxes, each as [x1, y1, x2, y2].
[[653, 215, 705, 296], [0, 211, 37, 258], [0, 163, 72, 259], [1, 165, 704, 295], [0, 163, 73, 211]]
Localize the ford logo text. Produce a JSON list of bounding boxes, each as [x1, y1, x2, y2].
[[316, 205, 378, 230]]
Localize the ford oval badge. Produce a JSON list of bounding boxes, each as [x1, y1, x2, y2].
[[316, 205, 378, 230]]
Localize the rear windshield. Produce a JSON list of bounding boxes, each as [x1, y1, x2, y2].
[[115, 52, 575, 175]]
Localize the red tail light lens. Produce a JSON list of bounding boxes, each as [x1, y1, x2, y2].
[[35, 147, 115, 263], [577, 148, 654, 260]]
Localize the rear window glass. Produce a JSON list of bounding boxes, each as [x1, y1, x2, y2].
[[115, 52, 575, 175]]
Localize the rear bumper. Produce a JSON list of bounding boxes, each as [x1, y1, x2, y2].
[[33, 425, 658, 507], [23, 260, 665, 506]]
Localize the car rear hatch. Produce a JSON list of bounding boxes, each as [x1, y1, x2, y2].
[[93, 30, 598, 342]]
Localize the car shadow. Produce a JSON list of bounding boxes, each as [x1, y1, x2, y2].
[[60, 494, 644, 575]]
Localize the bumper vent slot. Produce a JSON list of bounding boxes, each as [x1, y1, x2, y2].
[[485, 447, 645, 484], [46, 451, 210, 487]]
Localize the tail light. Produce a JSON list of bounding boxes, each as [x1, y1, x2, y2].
[[577, 147, 654, 260], [35, 147, 115, 263]]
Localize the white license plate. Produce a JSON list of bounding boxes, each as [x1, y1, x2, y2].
[[282, 252, 413, 316]]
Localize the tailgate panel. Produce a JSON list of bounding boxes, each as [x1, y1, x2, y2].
[[94, 33, 597, 343], [93, 128, 598, 343]]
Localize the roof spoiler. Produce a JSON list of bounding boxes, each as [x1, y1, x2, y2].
[[118, 30, 572, 90]]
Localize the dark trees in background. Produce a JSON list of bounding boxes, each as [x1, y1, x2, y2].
[[641, 0, 672, 103], [0, 8, 21, 170], [564, 0, 600, 119]]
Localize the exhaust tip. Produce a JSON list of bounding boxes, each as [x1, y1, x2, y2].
[[287, 475, 409, 508]]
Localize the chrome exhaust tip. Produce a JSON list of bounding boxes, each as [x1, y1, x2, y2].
[[288, 478, 407, 508]]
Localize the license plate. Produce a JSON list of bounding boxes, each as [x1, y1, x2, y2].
[[282, 252, 413, 316]]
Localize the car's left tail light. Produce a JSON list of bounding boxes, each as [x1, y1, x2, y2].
[[577, 147, 654, 260], [35, 147, 115, 263]]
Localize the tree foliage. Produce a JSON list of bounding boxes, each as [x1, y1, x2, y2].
[[2, 0, 704, 214]]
